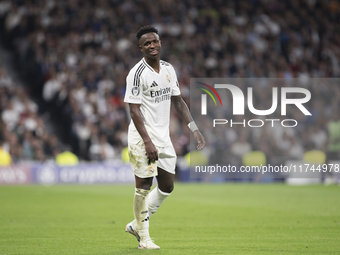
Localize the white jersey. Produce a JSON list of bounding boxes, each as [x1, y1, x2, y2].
[[124, 58, 181, 147]]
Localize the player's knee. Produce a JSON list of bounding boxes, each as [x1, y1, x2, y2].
[[138, 181, 152, 190], [135, 178, 153, 190], [160, 184, 174, 194], [139, 183, 152, 190]]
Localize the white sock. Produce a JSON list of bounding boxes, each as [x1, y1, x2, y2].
[[148, 186, 171, 218], [133, 188, 150, 240]]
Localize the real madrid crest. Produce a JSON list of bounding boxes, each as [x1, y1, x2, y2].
[[166, 75, 171, 83], [148, 165, 154, 174]]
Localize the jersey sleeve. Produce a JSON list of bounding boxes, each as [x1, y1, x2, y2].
[[170, 66, 181, 96], [124, 69, 142, 104]]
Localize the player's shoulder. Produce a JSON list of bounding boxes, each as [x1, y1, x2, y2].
[[160, 60, 176, 75], [160, 60, 173, 68], [128, 59, 147, 76]]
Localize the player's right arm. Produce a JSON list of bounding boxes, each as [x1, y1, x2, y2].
[[124, 65, 158, 163], [128, 103, 158, 162]]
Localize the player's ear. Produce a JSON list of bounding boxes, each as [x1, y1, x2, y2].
[[138, 40, 143, 51], [138, 38, 142, 51]]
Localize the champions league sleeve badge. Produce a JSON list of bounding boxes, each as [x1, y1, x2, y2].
[[132, 87, 140, 96]]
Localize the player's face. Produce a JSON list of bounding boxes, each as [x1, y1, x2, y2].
[[139, 32, 161, 60]]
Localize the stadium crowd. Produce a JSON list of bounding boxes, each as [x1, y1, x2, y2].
[[0, 0, 339, 165], [0, 60, 64, 163]]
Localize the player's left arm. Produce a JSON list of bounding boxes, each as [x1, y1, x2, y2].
[[171, 95, 205, 150]]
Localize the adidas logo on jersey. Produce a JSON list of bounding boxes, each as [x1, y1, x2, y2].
[[150, 81, 159, 87]]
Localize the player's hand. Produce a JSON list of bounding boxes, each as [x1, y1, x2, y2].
[[193, 130, 205, 150], [144, 140, 158, 164]]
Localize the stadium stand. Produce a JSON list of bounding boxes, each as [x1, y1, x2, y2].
[[0, 0, 339, 170]]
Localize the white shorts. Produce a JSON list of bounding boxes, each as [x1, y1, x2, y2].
[[128, 141, 177, 178]]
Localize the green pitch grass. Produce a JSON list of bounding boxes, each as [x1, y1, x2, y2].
[[0, 184, 339, 255]]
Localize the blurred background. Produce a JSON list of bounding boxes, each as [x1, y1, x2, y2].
[[0, 0, 339, 184]]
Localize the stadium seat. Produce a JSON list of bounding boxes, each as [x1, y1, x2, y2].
[[184, 150, 208, 166], [0, 149, 11, 166], [286, 150, 325, 185], [303, 150, 326, 164], [56, 151, 79, 166], [242, 151, 266, 166], [121, 147, 129, 163]]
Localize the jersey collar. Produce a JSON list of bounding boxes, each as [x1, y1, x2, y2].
[[142, 58, 161, 73]]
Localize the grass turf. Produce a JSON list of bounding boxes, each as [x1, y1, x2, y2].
[[0, 184, 339, 255]]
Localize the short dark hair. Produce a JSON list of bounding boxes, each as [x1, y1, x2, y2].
[[136, 25, 159, 41]]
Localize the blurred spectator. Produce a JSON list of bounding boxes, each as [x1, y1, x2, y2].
[[0, 62, 61, 162], [89, 134, 116, 161], [2, 101, 19, 131], [326, 112, 340, 162], [230, 130, 252, 158], [0, 67, 13, 87], [42, 67, 62, 102]]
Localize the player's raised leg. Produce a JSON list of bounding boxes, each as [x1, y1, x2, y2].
[[148, 167, 174, 217]]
